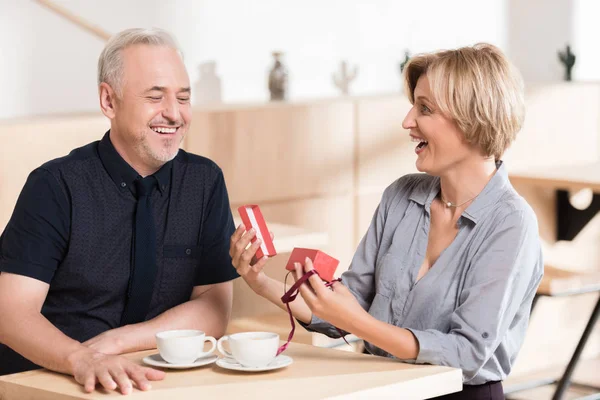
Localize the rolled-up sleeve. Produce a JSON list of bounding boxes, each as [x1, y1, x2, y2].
[[406, 210, 543, 382]]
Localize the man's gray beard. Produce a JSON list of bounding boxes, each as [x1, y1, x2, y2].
[[139, 137, 180, 167]]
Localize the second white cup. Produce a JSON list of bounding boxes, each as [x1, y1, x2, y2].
[[217, 331, 279, 368]]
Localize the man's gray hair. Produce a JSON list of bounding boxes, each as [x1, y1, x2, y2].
[[97, 28, 184, 95]]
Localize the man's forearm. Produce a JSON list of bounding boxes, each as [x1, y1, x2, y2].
[[0, 311, 89, 375], [117, 288, 232, 353]]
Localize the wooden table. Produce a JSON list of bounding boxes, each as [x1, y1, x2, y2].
[[0, 343, 462, 400]]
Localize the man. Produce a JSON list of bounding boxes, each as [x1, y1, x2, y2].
[[0, 28, 238, 395]]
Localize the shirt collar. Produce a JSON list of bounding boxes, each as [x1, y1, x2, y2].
[[98, 130, 172, 196], [408, 161, 510, 224]]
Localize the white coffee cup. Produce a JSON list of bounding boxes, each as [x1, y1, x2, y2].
[[217, 331, 279, 368], [156, 329, 217, 364]]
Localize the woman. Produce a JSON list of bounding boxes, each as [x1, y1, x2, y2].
[[230, 43, 543, 399]]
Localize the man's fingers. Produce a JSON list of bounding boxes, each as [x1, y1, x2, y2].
[[83, 372, 96, 393], [110, 368, 132, 395], [144, 366, 166, 381], [97, 368, 118, 391], [125, 366, 153, 391], [269, 231, 274, 241]]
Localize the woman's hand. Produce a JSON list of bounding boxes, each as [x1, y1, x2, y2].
[[292, 258, 366, 331], [229, 225, 273, 295]]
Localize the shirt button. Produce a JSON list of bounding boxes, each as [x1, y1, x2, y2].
[[185, 248, 192, 255], [482, 332, 489, 339], [120, 182, 127, 188]]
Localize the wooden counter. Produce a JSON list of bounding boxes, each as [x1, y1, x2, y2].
[[509, 162, 600, 192], [0, 342, 462, 400]]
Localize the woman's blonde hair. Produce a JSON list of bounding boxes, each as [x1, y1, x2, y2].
[[404, 43, 524, 160]]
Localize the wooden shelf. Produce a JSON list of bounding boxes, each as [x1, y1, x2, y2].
[[509, 162, 600, 192]]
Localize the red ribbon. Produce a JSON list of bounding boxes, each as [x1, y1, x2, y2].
[[277, 269, 350, 356]]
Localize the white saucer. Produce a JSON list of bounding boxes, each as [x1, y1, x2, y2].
[[142, 353, 218, 369], [215, 355, 293, 372]]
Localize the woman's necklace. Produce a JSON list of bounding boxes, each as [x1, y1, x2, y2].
[[440, 193, 477, 208]]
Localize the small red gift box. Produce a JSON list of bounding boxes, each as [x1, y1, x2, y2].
[[285, 248, 339, 282], [237, 205, 277, 259]]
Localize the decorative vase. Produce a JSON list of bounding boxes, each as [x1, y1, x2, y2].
[[268, 51, 288, 101]]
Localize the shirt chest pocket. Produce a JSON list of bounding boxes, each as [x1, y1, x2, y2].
[[160, 244, 202, 303], [163, 245, 201, 259]]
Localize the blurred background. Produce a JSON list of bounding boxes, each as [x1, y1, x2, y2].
[[1, 1, 599, 399], [1, 0, 600, 118]]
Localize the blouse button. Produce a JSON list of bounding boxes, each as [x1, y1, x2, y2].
[[120, 182, 127, 188], [185, 248, 192, 255], [482, 332, 489, 339]]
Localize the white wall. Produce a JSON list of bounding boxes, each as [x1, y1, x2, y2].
[[572, 0, 600, 81], [0, 0, 507, 119], [0, 0, 159, 119], [507, 0, 600, 83], [5, 0, 600, 120]]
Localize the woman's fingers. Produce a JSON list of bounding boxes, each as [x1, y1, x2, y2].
[[251, 255, 269, 273], [229, 224, 246, 257], [294, 262, 318, 305]]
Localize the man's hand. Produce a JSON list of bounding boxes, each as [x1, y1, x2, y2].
[[67, 348, 165, 395]]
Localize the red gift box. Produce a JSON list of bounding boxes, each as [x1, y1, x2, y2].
[[237, 205, 277, 259], [285, 248, 339, 282]]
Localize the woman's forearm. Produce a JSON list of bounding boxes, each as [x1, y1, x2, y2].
[[350, 312, 419, 360], [257, 276, 314, 324]]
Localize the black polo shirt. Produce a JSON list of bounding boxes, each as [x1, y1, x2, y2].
[[0, 131, 238, 374]]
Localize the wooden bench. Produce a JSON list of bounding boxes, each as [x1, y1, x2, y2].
[[506, 265, 600, 400]]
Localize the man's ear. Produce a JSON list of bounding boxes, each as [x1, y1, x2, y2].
[[99, 82, 118, 119]]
